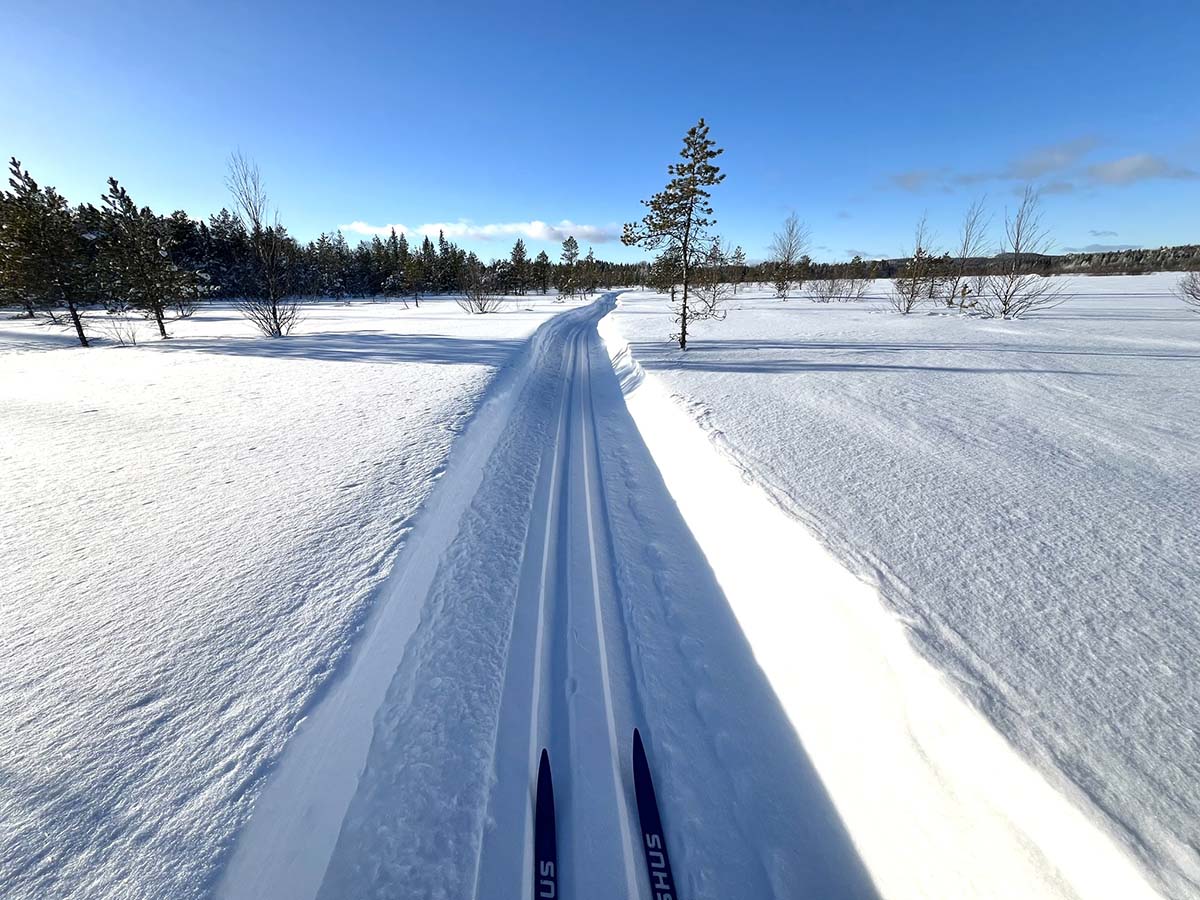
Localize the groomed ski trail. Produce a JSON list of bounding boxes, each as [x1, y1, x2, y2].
[[230, 295, 878, 900]]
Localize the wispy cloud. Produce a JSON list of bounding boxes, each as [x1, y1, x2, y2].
[[888, 170, 937, 192], [846, 247, 887, 259], [1084, 154, 1198, 185], [1089, 229, 1118, 237], [1039, 180, 1076, 195], [1005, 136, 1099, 179], [884, 137, 1197, 196], [339, 219, 621, 244], [1061, 243, 1141, 253]]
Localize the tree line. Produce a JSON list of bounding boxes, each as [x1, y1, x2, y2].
[[6, 130, 1199, 350], [0, 155, 647, 346]]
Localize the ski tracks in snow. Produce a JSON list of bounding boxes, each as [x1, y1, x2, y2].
[[233, 295, 876, 900]]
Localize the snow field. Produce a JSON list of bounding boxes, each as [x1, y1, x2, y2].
[[0, 296, 571, 899], [605, 274, 1199, 898]]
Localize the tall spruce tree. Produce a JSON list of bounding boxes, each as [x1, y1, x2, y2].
[[509, 238, 529, 294], [623, 118, 726, 349], [557, 235, 579, 302], [533, 250, 551, 294]]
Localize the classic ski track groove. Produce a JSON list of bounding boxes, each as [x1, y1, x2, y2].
[[472, 304, 645, 900], [518, 332, 575, 899], [577, 328, 641, 898]]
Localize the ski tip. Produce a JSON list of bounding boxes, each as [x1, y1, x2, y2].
[[539, 747, 550, 771], [633, 727, 644, 754]]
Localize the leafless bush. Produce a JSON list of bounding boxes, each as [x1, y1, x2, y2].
[[809, 277, 843, 303], [227, 153, 302, 336], [457, 267, 506, 314], [1177, 272, 1200, 312], [768, 212, 810, 299], [172, 293, 199, 318], [692, 237, 734, 313], [809, 273, 871, 303], [979, 187, 1067, 319], [944, 197, 991, 308], [889, 215, 937, 314], [101, 303, 140, 346]]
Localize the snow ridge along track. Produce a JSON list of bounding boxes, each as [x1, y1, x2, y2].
[[303, 294, 876, 899]]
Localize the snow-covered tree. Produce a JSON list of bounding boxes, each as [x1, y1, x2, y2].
[[623, 118, 727, 349]]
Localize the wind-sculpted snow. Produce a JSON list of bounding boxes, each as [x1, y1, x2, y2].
[[0, 297, 570, 899], [609, 274, 1199, 899]]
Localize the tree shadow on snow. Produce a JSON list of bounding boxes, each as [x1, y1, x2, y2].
[[625, 337, 1196, 375], [159, 331, 526, 367]]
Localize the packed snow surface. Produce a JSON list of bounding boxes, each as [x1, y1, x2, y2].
[[607, 275, 1199, 899], [0, 296, 571, 899]]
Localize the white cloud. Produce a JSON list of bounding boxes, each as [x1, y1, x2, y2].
[[338, 219, 621, 244]]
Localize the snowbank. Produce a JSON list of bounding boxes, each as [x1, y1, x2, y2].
[[603, 274, 1198, 898]]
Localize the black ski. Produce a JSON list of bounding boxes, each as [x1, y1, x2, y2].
[[533, 748, 558, 899], [632, 728, 679, 900]]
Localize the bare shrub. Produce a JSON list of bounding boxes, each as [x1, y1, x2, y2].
[[692, 237, 734, 313], [457, 266, 505, 314], [944, 197, 991, 308], [809, 277, 844, 303], [227, 153, 302, 336], [889, 215, 937, 314], [979, 187, 1067, 319], [101, 303, 140, 346], [768, 212, 810, 299], [1177, 271, 1200, 312]]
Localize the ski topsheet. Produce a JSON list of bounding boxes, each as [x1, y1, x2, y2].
[[534, 748, 558, 899], [632, 728, 678, 900]]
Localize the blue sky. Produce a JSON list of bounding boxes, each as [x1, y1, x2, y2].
[[3, 0, 1198, 262]]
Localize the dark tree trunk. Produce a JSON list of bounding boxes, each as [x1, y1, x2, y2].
[[153, 301, 168, 339], [67, 301, 89, 347]]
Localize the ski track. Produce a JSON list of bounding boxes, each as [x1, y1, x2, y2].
[[310, 295, 877, 899]]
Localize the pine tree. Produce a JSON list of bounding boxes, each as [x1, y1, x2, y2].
[[533, 250, 551, 294], [99, 178, 196, 339], [731, 245, 747, 293], [557, 235, 579, 302], [581, 247, 598, 294], [421, 235, 438, 295], [623, 118, 727, 349], [0, 158, 94, 344], [509, 238, 529, 295]]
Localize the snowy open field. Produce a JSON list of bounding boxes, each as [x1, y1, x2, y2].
[[0, 296, 572, 899], [608, 274, 1200, 898], [1, 276, 1196, 899]]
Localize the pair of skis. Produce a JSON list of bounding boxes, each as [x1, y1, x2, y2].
[[534, 728, 677, 899]]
